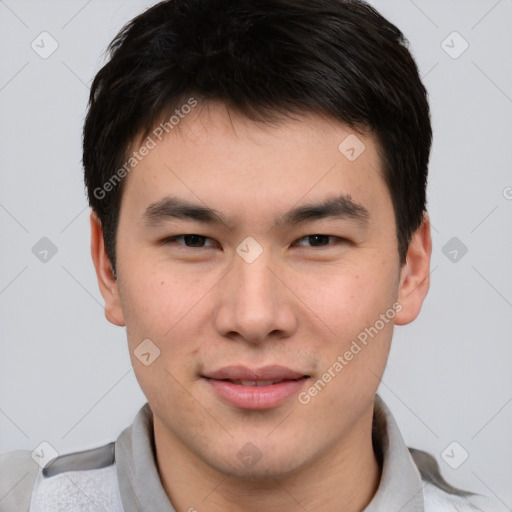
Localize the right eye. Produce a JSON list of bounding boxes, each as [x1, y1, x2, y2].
[[161, 234, 220, 249]]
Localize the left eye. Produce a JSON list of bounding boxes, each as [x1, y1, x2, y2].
[[293, 234, 343, 247]]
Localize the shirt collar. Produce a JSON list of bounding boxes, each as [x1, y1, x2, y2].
[[115, 395, 425, 512], [363, 395, 425, 511], [115, 402, 176, 512]]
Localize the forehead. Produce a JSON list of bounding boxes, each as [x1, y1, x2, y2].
[[120, 101, 390, 224]]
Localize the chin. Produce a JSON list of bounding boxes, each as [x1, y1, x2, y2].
[[211, 452, 309, 482]]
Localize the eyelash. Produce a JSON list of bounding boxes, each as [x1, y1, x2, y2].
[[162, 234, 347, 249]]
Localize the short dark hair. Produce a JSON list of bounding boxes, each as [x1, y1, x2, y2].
[[83, 0, 432, 271]]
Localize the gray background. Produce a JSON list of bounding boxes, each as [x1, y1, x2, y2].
[[1, 0, 511, 506]]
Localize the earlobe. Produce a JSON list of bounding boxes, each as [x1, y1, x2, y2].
[[394, 214, 432, 326], [90, 211, 126, 327]]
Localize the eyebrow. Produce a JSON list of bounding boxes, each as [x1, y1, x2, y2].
[[141, 194, 369, 230]]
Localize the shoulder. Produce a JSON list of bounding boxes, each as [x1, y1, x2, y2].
[[423, 483, 498, 511], [32, 442, 123, 512], [40, 441, 115, 478], [1, 442, 122, 512], [0, 449, 39, 512], [409, 447, 503, 511]]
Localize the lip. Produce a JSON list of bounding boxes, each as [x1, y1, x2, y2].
[[202, 365, 310, 410], [203, 365, 308, 381]]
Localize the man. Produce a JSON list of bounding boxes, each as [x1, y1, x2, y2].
[[0, 0, 502, 510]]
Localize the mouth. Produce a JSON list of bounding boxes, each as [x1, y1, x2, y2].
[[202, 367, 310, 409], [203, 364, 310, 382], [207, 377, 310, 387]]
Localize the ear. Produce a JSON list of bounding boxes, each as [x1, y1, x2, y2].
[[394, 214, 432, 325], [90, 211, 125, 327]]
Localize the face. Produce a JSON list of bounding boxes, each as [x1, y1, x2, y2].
[[92, 101, 431, 480]]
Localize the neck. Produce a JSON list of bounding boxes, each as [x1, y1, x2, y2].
[[153, 405, 380, 512]]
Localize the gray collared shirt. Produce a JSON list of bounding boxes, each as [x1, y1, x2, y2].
[[0, 395, 499, 511], [113, 395, 490, 511]]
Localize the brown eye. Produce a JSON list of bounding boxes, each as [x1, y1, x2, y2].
[[163, 235, 218, 248], [293, 235, 341, 247]]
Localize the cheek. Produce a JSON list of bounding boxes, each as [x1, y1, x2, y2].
[[118, 277, 165, 340], [293, 258, 399, 402], [292, 258, 399, 342], [118, 254, 196, 337], [120, 271, 203, 404], [117, 261, 209, 378], [297, 272, 397, 420]]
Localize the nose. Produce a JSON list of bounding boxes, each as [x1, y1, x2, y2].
[[213, 246, 298, 345]]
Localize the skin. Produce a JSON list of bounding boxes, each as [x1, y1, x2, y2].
[[91, 101, 431, 512]]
